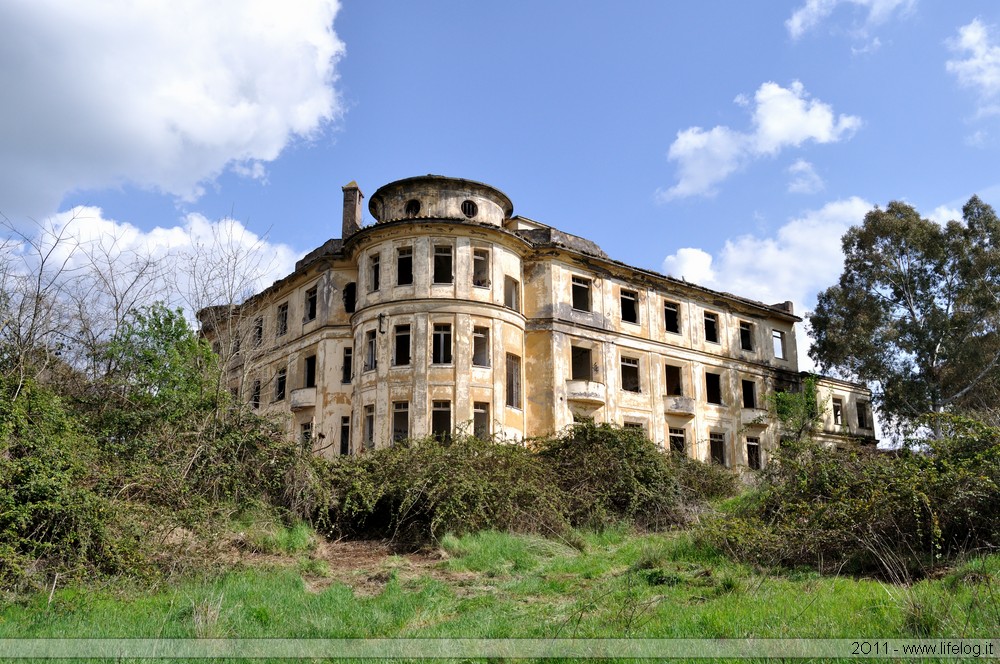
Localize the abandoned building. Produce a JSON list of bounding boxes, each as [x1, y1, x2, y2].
[[198, 175, 875, 469]]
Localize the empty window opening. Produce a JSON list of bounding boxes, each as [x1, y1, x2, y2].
[[621, 357, 641, 393], [340, 416, 351, 456], [621, 290, 639, 324], [572, 276, 591, 312], [300, 422, 313, 448], [276, 302, 289, 337], [432, 323, 453, 364], [369, 254, 380, 292], [571, 346, 593, 381], [832, 398, 844, 425], [857, 401, 872, 429], [393, 324, 411, 366], [392, 402, 409, 443], [274, 368, 287, 401], [342, 347, 353, 384], [461, 200, 479, 218], [250, 379, 261, 409], [343, 283, 356, 313], [665, 365, 683, 396], [364, 330, 377, 371], [363, 405, 375, 450], [669, 427, 686, 454], [253, 317, 263, 348], [434, 245, 453, 284], [704, 312, 719, 343], [432, 401, 451, 442], [746, 437, 761, 470], [472, 326, 490, 367], [705, 372, 723, 405], [506, 353, 522, 408], [710, 432, 726, 466], [305, 286, 318, 322], [741, 379, 756, 409], [472, 248, 490, 287], [473, 402, 490, 439], [664, 301, 680, 334], [772, 329, 787, 359], [304, 355, 317, 388], [504, 276, 520, 311], [739, 321, 753, 351], [397, 247, 413, 286], [623, 422, 644, 432], [405, 199, 421, 217]]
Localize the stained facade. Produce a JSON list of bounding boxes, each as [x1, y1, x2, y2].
[[199, 175, 875, 467]]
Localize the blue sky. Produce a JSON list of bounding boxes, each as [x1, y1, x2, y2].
[[3, 0, 1000, 352]]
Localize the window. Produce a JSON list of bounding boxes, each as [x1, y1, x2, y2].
[[621, 357, 640, 393], [472, 326, 490, 367], [393, 325, 411, 366], [342, 347, 353, 384], [832, 397, 844, 425], [300, 422, 313, 447], [704, 312, 719, 343], [250, 379, 261, 409], [746, 437, 761, 470], [472, 249, 490, 287], [741, 379, 756, 409], [392, 402, 409, 443], [405, 199, 420, 217], [572, 276, 591, 312], [504, 276, 520, 311], [621, 290, 639, 324], [276, 302, 289, 337], [363, 405, 375, 450], [705, 372, 723, 405], [274, 368, 287, 401], [506, 353, 522, 408], [397, 247, 413, 286], [669, 427, 686, 453], [461, 200, 478, 218], [571, 346, 592, 381], [304, 286, 318, 322], [304, 355, 317, 388], [231, 333, 241, 356], [253, 317, 263, 347], [432, 400, 451, 442], [432, 324, 453, 364], [340, 416, 351, 456], [664, 301, 680, 334], [343, 283, 356, 313], [739, 321, 753, 351], [364, 330, 377, 371], [434, 245, 453, 284], [473, 402, 490, 439], [369, 254, 380, 292], [624, 422, 644, 432], [772, 329, 786, 359], [665, 365, 683, 396], [710, 432, 726, 465], [857, 401, 872, 429]]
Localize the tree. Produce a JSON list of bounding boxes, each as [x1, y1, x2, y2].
[[809, 196, 1000, 431]]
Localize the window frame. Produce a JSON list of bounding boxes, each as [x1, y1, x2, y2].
[[432, 323, 453, 364], [620, 356, 641, 393], [369, 253, 381, 292], [571, 345, 593, 381], [571, 276, 592, 312], [433, 245, 454, 284], [664, 301, 681, 334], [704, 312, 719, 344], [392, 401, 409, 443], [620, 289, 639, 324], [705, 371, 723, 405], [396, 246, 413, 286], [710, 432, 726, 466], [364, 330, 377, 372], [506, 353, 522, 409], [772, 329, 787, 359], [274, 367, 287, 401], [738, 320, 753, 351], [393, 324, 411, 366], [276, 302, 289, 337], [472, 326, 490, 367], [472, 248, 491, 288]]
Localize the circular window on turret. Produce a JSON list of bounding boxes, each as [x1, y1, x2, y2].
[[461, 200, 478, 218], [405, 199, 421, 217]]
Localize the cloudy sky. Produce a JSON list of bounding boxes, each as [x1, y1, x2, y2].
[[3, 0, 1000, 364]]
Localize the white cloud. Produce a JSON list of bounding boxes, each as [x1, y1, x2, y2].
[[786, 0, 913, 40], [0, 0, 344, 220], [928, 205, 962, 224], [787, 159, 825, 194], [659, 82, 859, 201], [947, 19, 1000, 116]]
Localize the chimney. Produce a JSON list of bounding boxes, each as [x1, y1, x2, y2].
[[342, 181, 364, 239]]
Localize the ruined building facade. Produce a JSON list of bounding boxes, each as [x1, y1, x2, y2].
[[199, 175, 875, 468]]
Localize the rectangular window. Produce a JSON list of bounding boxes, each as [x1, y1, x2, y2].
[[665, 365, 683, 396], [340, 416, 351, 456], [363, 404, 375, 450], [432, 400, 451, 442], [276, 302, 288, 337], [432, 324, 453, 364], [705, 371, 723, 405], [571, 346, 592, 381], [506, 353, 522, 408], [504, 276, 520, 311], [624, 422, 644, 431], [572, 276, 591, 312], [710, 432, 726, 466], [342, 347, 353, 384], [305, 286, 318, 322], [472, 248, 490, 287], [392, 402, 409, 443], [621, 356, 640, 393], [704, 312, 719, 343], [741, 379, 756, 409], [364, 330, 377, 371], [274, 367, 286, 401], [621, 289, 639, 324], [857, 401, 871, 429], [472, 326, 490, 367], [772, 329, 787, 359], [746, 437, 761, 470], [300, 422, 313, 447], [304, 355, 317, 388], [473, 402, 490, 439], [397, 247, 413, 286], [369, 254, 380, 292], [832, 397, 844, 425], [394, 324, 411, 366], [664, 301, 680, 334], [253, 316, 264, 348], [343, 283, 356, 313], [739, 321, 753, 351], [250, 379, 261, 409], [433, 245, 453, 284], [669, 427, 686, 453]]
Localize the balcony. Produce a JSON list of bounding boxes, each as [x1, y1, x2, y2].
[[290, 387, 317, 411], [664, 395, 696, 416], [566, 380, 606, 405], [741, 407, 769, 427]]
